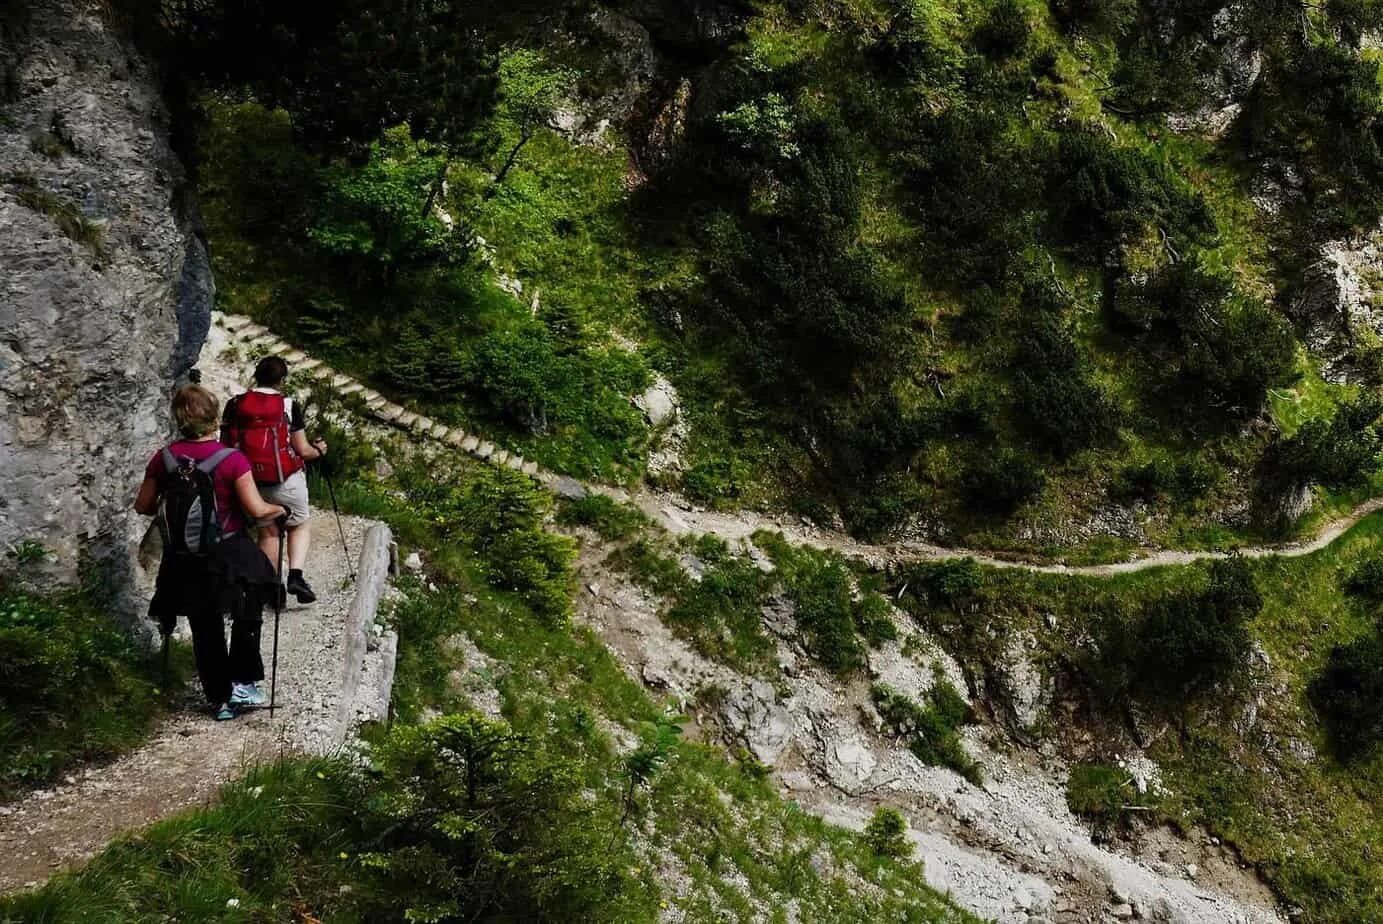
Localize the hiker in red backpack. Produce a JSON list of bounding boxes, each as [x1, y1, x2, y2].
[[221, 356, 328, 604], [135, 384, 288, 721]]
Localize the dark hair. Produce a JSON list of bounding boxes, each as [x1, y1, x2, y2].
[[254, 355, 289, 387]]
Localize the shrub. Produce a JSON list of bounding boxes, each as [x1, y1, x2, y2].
[[871, 680, 982, 785], [1263, 396, 1383, 492], [683, 453, 752, 507], [356, 713, 638, 920], [665, 556, 774, 670], [0, 587, 181, 797], [962, 448, 1046, 514], [1066, 763, 1137, 838], [1343, 556, 1383, 599], [556, 494, 648, 541], [1308, 632, 1383, 762], [973, 0, 1030, 59], [1112, 260, 1296, 413], [854, 593, 899, 647], [1049, 127, 1213, 259], [1114, 455, 1219, 504], [864, 807, 913, 858], [1097, 557, 1260, 704], [402, 465, 575, 623]]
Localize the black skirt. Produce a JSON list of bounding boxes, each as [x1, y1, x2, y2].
[[150, 531, 277, 627]]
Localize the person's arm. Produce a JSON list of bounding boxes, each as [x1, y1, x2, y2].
[[290, 429, 327, 460], [288, 400, 327, 460], [234, 472, 288, 522], [133, 477, 159, 515]]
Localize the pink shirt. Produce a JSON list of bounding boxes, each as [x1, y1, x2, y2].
[[145, 440, 253, 533]]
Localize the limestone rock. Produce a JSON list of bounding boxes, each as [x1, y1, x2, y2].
[[0, 0, 211, 618], [721, 680, 794, 765]]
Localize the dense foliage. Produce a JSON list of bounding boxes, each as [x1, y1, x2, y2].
[[0, 584, 184, 799], [1309, 631, 1383, 763]]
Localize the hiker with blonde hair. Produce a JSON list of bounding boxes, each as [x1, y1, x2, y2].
[[135, 384, 287, 721]]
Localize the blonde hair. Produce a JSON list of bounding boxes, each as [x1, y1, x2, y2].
[[172, 384, 220, 439]]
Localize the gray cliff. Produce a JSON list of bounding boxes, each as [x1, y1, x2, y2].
[[0, 0, 211, 615]]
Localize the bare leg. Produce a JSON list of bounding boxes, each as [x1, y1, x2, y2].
[[258, 524, 281, 574], [287, 521, 311, 572]]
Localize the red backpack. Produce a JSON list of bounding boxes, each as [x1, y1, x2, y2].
[[223, 391, 302, 484]]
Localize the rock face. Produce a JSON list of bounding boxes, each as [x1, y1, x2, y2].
[[1292, 233, 1383, 383], [0, 0, 211, 615]]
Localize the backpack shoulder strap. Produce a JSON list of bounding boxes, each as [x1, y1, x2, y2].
[[198, 447, 237, 473], [161, 447, 178, 474]]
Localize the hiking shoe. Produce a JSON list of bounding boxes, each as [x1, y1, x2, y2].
[[230, 683, 267, 708], [215, 702, 238, 721], [286, 570, 317, 604]]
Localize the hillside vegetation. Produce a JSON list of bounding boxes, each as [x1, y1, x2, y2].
[[161, 0, 1383, 554], [8, 1, 1383, 922]]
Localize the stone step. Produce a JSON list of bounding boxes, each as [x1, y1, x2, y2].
[[248, 334, 286, 353], [429, 422, 450, 441], [305, 362, 332, 379], [332, 374, 354, 389], [359, 389, 382, 405], [238, 323, 268, 340], [395, 411, 418, 429], [492, 449, 509, 466], [521, 461, 539, 477], [474, 441, 494, 460], [460, 434, 479, 452], [409, 416, 435, 435], [339, 382, 364, 396], [504, 454, 524, 471], [282, 349, 307, 365], [221, 315, 253, 333], [364, 395, 387, 411]]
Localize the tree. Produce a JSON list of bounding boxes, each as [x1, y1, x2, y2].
[[1262, 395, 1383, 492], [308, 126, 466, 284], [864, 807, 913, 858], [486, 48, 577, 196], [1111, 258, 1296, 413], [360, 713, 638, 920], [1309, 633, 1383, 762], [169, 0, 504, 154]]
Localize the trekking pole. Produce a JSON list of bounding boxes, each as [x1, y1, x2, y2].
[[160, 632, 170, 692], [269, 515, 286, 718], [322, 468, 355, 582]]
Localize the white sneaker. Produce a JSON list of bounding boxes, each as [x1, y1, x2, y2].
[[229, 682, 267, 707]]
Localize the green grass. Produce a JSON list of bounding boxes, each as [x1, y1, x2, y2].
[[2, 445, 975, 923], [6, 173, 103, 252], [0, 584, 192, 801]]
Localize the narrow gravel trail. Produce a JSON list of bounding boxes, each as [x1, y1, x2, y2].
[[603, 487, 1383, 574], [0, 510, 371, 895]]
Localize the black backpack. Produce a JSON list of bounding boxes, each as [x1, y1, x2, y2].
[[156, 446, 236, 557]]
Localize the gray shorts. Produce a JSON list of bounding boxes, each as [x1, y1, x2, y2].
[[258, 469, 310, 527]]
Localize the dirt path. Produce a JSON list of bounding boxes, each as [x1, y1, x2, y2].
[[213, 310, 1383, 578], [0, 510, 373, 895], [610, 489, 1383, 575]]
